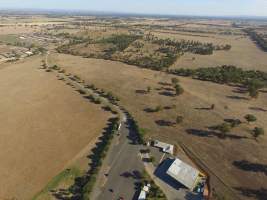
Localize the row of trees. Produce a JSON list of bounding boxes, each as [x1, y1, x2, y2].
[[41, 63, 123, 199], [244, 29, 267, 52], [169, 65, 267, 98], [71, 117, 119, 199]]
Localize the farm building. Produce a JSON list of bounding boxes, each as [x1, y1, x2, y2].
[[166, 158, 206, 191], [153, 140, 174, 154]]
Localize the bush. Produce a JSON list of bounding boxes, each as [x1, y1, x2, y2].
[[171, 77, 179, 85], [216, 123, 231, 138], [176, 116, 184, 124], [252, 127, 264, 140], [174, 84, 184, 95], [244, 114, 257, 123]]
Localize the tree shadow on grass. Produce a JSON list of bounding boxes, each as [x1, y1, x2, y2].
[[143, 108, 156, 113], [163, 87, 174, 92], [232, 87, 248, 94], [232, 160, 267, 175], [249, 107, 267, 112], [52, 118, 118, 199], [194, 107, 211, 110], [158, 81, 172, 86], [186, 129, 248, 140], [235, 187, 267, 200], [155, 120, 176, 127], [226, 95, 249, 100], [135, 89, 147, 94], [158, 91, 175, 97]]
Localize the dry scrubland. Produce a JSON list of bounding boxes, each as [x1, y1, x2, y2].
[[53, 53, 267, 200], [0, 57, 111, 199]]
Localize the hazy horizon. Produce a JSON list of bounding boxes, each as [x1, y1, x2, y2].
[[0, 0, 266, 17]]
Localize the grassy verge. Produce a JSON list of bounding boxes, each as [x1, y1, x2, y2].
[[32, 167, 82, 200]]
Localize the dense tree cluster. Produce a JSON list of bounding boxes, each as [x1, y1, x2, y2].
[[99, 34, 142, 51], [145, 34, 231, 55], [57, 32, 231, 70], [122, 53, 178, 70]]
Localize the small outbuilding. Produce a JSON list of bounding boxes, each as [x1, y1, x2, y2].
[[153, 140, 174, 155]]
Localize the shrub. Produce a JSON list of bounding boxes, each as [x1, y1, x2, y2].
[[176, 116, 184, 124], [171, 77, 179, 85], [174, 84, 184, 95], [217, 123, 231, 138], [251, 127, 265, 140], [244, 114, 257, 123]]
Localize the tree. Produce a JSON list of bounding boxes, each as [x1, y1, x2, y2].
[[174, 84, 184, 96], [247, 79, 264, 99], [251, 127, 264, 141], [248, 86, 259, 99], [244, 114, 257, 124], [176, 116, 184, 124], [171, 77, 179, 85], [217, 123, 231, 138]]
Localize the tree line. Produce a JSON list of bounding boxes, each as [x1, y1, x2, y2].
[[244, 29, 267, 52], [169, 65, 267, 98]]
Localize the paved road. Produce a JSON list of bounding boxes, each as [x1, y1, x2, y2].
[[45, 52, 144, 200], [91, 119, 144, 200], [45, 52, 200, 200]]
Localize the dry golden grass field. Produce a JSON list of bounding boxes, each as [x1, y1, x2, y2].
[[52, 53, 267, 200], [0, 56, 111, 200]]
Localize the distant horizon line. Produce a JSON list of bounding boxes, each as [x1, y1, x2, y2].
[[0, 8, 267, 19]]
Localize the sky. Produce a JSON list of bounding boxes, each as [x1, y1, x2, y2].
[[0, 0, 267, 17]]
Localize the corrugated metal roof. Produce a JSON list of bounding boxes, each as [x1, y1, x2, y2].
[[167, 158, 200, 190]]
